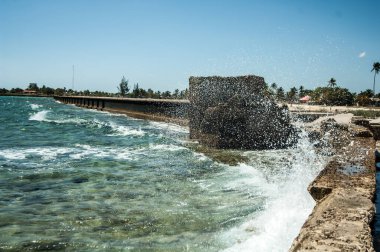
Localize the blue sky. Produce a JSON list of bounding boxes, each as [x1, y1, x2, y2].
[[1, 0, 379, 93]]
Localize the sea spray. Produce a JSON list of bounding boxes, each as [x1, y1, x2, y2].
[[221, 128, 327, 252], [108, 122, 146, 137], [30, 104, 43, 110], [29, 110, 50, 121]]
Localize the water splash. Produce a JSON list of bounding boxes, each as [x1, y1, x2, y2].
[[148, 121, 189, 133], [29, 110, 50, 121], [28, 111, 145, 137], [107, 122, 146, 137], [221, 128, 327, 252], [30, 104, 43, 110]]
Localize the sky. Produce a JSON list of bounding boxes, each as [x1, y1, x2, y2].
[[1, 0, 380, 93]]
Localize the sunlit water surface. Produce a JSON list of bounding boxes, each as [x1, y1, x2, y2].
[[0, 96, 327, 251]]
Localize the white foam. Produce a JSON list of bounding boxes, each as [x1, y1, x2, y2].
[[0, 147, 72, 161], [223, 163, 277, 195], [0, 149, 27, 160], [70, 144, 141, 161], [221, 130, 327, 252], [29, 110, 50, 121], [30, 104, 42, 110], [60, 118, 88, 124], [108, 122, 146, 137], [149, 143, 188, 152], [193, 152, 210, 161], [148, 121, 189, 134], [0, 145, 141, 162], [29, 111, 90, 125]]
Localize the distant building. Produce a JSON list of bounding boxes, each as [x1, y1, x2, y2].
[[23, 90, 37, 94], [299, 95, 311, 103]]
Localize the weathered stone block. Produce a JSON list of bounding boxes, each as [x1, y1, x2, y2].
[[189, 75, 297, 149]]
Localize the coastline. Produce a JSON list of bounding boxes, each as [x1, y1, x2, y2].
[[290, 115, 376, 251], [49, 96, 379, 249]]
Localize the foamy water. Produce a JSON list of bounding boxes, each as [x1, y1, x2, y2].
[[0, 96, 327, 251], [30, 103, 43, 110], [222, 131, 325, 251], [29, 110, 50, 121]]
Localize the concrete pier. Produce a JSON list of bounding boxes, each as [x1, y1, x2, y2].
[[54, 96, 190, 126], [54, 95, 340, 127]]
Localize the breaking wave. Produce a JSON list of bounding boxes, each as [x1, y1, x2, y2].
[[148, 121, 189, 133], [107, 122, 146, 137], [28, 111, 146, 137], [29, 110, 50, 121], [30, 104, 43, 110], [221, 130, 327, 252]]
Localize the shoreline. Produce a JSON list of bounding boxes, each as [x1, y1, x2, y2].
[[290, 115, 376, 251], [46, 96, 380, 249], [3, 94, 380, 113]]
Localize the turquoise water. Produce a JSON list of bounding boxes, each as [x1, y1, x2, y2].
[[0, 96, 326, 251]]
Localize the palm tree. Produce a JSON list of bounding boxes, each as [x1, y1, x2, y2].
[[328, 78, 337, 88], [270, 83, 278, 90], [299, 85, 305, 97], [372, 62, 380, 96]]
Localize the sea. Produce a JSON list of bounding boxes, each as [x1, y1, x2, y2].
[[0, 96, 327, 251]]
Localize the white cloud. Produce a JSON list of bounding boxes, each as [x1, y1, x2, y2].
[[359, 51, 366, 58]]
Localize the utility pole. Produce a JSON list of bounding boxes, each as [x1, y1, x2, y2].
[[72, 65, 75, 90]]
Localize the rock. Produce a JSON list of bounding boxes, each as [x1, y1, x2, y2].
[[369, 123, 380, 140], [189, 75, 297, 149], [290, 119, 376, 251], [349, 125, 373, 138], [351, 116, 370, 127]]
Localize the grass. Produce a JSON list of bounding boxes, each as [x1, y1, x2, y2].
[[351, 110, 380, 118]]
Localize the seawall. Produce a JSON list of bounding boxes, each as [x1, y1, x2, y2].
[[54, 96, 190, 126], [290, 116, 376, 251], [53, 96, 375, 125]]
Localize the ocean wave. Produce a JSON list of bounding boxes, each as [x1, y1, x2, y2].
[[0, 147, 73, 161], [148, 143, 188, 152], [30, 104, 43, 110], [193, 152, 210, 161], [148, 121, 189, 134], [221, 131, 327, 252], [70, 144, 144, 160], [0, 145, 140, 162], [107, 122, 146, 137], [28, 112, 145, 137], [29, 110, 50, 121], [0, 143, 190, 164], [29, 111, 89, 125]]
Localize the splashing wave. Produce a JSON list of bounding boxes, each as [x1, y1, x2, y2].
[[29, 110, 50, 121]]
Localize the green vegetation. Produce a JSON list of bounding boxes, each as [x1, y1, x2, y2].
[[1, 62, 379, 103], [0, 80, 189, 100], [118, 76, 129, 97], [351, 110, 380, 118], [328, 78, 337, 88], [311, 86, 354, 106]]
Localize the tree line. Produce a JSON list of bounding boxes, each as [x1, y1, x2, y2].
[[0, 79, 189, 100], [117, 76, 189, 99], [0, 79, 377, 106], [265, 62, 380, 106], [1, 61, 379, 105]]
